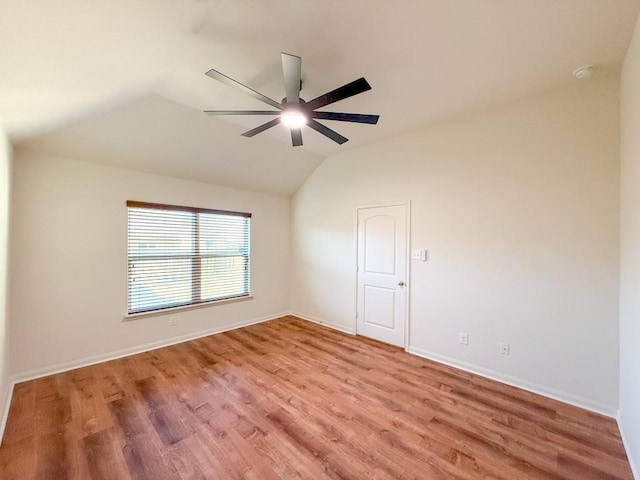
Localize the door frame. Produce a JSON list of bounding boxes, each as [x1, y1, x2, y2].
[[354, 200, 411, 350]]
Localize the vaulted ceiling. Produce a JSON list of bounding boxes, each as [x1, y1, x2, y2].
[[2, 1, 639, 195]]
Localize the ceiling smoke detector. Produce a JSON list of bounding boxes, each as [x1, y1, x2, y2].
[[573, 65, 594, 80]]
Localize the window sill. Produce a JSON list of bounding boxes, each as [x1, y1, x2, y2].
[[122, 294, 253, 321]]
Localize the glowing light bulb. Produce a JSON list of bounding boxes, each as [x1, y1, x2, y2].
[[280, 110, 307, 127]]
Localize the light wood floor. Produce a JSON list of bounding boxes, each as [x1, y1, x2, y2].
[[0, 315, 633, 479]]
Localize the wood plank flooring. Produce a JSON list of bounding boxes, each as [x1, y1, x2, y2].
[[0, 315, 633, 479]]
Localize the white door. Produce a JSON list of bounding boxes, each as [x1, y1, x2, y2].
[[356, 204, 407, 347]]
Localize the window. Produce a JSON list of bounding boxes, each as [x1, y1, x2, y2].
[[127, 201, 251, 314]]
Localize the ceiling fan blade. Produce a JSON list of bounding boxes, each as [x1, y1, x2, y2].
[[204, 110, 280, 116], [205, 69, 283, 110], [311, 112, 379, 124], [305, 77, 372, 110], [290, 128, 303, 147], [281, 53, 302, 105], [307, 119, 348, 144], [241, 118, 281, 138]]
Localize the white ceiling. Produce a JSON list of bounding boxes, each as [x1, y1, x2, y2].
[[2, 0, 639, 196]]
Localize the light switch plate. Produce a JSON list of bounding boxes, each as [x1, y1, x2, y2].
[[411, 249, 427, 261]]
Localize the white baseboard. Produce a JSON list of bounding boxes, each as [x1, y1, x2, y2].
[[12, 312, 288, 385], [0, 378, 13, 446], [289, 311, 356, 335], [618, 416, 639, 480], [408, 345, 618, 418]]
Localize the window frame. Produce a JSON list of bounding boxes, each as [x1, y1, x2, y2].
[[126, 200, 252, 316]]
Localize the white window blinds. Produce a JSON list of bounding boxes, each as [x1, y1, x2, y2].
[[127, 201, 251, 314]]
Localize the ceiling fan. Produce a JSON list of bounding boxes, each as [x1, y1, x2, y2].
[[203, 52, 379, 147]]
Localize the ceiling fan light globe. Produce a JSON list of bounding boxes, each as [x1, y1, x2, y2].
[[281, 110, 307, 128]]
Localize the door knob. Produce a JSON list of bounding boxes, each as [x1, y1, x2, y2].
[[398, 281, 405, 286]]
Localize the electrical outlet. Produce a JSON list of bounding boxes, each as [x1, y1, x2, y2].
[[459, 333, 469, 345], [170, 316, 177, 326], [499, 342, 510, 355]]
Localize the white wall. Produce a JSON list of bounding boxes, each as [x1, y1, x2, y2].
[[291, 75, 621, 414], [620, 13, 640, 478], [0, 128, 11, 438], [10, 150, 290, 377]]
